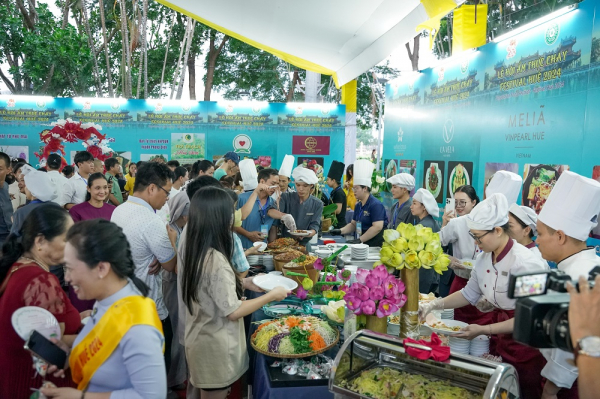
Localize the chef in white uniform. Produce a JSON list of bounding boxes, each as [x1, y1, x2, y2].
[[240, 158, 259, 192], [421, 193, 549, 398], [508, 204, 543, 259], [535, 171, 600, 399], [272, 155, 295, 201], [486, 170, 523, 204], [386, 173, 417, 228]]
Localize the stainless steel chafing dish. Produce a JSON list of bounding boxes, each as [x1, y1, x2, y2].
[[329, 330, 520, 399]]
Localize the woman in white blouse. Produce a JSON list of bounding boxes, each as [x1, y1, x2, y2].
[[421, 193, 549, 398]]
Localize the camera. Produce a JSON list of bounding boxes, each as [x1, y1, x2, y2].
[[510, 266, 600, 352]]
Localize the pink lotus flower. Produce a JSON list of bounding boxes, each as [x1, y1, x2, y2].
[[313, 258, 324, 271], [361, 299, 376, 315], [296, 286, 308, 300], [352, 284, 370, 301], [372, 264, 390, 280], [322, 275, 336, 291], [376, 299, 399, 318], [345, 295, 362, 314], [356, 268, 370, 284], [365, 273, 381, 289], [369, 286, 385, 301]]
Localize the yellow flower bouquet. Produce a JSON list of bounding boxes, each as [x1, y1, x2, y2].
[[379, 223, 450, 275]]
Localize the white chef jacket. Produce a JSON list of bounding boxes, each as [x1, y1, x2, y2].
[[461, 239, 549, 309], [439, 216, 479, 279], [524, 242, 544, 260], [541, 248, 600, 389]]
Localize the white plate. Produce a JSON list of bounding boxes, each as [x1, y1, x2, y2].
[[11, 306, 61, 341], [424, 318, 468, 336], [289, 230, 310, 237], [253, 274, 298, 291], [253, 242, 267, 252]]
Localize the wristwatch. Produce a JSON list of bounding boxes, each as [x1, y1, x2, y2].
[[574, 336, 600, 365]]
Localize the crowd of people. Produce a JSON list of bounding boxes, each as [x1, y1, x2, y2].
[[0, 148, 600, 399]]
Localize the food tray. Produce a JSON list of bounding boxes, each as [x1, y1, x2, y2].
[[250, 328, 340, 359]]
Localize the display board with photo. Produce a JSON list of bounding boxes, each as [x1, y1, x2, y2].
[[522, 164, 570, 214], [423, 160, 445, 203], [447, 161, 473, 198], [483, 163, 520, 200]]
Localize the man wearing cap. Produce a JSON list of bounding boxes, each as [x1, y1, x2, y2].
[[213, 151, 240, 181], [387, 173, 417, 228], [274, 155, 296, 201], [331, 160, 387, 246], [485, 170, 522, 204], [270, 166, 322, 250], [10, 164, 62, 235], [325, 160, 347, 229], [235, 165, 281, 249], [535, 171, 600, 399]]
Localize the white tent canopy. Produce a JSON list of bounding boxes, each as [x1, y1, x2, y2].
[[157, 0, 462, 87]]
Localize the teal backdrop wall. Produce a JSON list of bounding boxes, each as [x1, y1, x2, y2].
[[0, 99, 345, 183], [383, 0, 600, 244]]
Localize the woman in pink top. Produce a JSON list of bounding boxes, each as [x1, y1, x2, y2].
[[68, 173, 115, 311], [69, 172, 116, 223]]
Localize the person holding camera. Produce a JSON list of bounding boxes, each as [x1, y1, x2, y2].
[[566, 274, 600, 399], [535, 171, 600, 399], [420, 193, 549, 398]]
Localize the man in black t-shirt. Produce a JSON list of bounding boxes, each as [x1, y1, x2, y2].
[[325, 160, 347, 228]]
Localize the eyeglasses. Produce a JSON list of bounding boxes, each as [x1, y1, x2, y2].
[[469, 230, 493, 244], [456, 200, 469, 207], [156, 184, 170, 197]]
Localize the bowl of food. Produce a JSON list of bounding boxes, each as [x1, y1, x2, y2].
[[282, 254, 319, 289], [273, 249, 305, 272], [289, 229, 311, 237]]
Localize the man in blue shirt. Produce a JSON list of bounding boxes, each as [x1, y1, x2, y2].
[[331, 160, 386, 246], [235, 168, 280, 249]]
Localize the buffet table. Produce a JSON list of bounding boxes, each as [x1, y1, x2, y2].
[[246, 293, 337, 399]]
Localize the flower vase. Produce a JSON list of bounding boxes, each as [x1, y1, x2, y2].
[[365, 315, 388, 334], [400, 268, 419, 339]]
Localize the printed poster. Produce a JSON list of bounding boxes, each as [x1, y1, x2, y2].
[[171, 133, 206, 164]]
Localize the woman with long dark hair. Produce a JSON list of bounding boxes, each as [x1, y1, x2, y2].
[[179, 186, 288, 398], [41, 219, 166, 398], [0, 204, 79, 398], [69, 173, 115, 223], [343, 164, 356, 210]]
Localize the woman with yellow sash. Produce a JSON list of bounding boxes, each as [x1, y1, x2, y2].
[[42, 219, 167, 399], [343, 164, 356, 210]]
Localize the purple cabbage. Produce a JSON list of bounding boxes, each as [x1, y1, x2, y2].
[[268, 332, 290, 353]]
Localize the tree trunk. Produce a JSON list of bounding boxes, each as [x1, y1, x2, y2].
[[142, 0, 148, 98], [159, 13, 176, 98], [171, 18, 191, 99], [405, 34, 420, 71], [285, 70, 299, 102], [188, 54, 196, 100], [119, 0, 132, 97], [176, 19, 195, 99], [203, 31, 229, 101], [136, 2, 143, 99], [98, 0, 114, 97], [81, 0, 103, 96]]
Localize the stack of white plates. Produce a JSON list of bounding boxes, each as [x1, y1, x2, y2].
[[449, 336, 470, 354], [441, 309, 454, 320], [469, 335, 490, 357], [351, 244, 369, 260], [315, 249, 332, 259], [262, 255, 274, 271], [247, 255, 261, 265]]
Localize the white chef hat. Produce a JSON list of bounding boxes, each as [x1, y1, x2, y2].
[[538, 171, 600, 241], [413, 188, 439, 217], [486, 170, 523, 205], [278, 155, 295, 178], [354, 159, 375, 187], [239, 159, 258, 191], [467, 193, 509, 230], [509, 203, 538, 235], [292, 166, 318, 185], [22, 164, 57, 202], [386, 173, 415, 190]]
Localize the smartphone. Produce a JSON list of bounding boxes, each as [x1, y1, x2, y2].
[[507, 272, 550, 299], [445, 198, 455, 214], [24, 330, 68, 369], [107, 175, 114, 184]]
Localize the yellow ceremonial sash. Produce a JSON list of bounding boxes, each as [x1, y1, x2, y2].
[[69, 295, 163, 390]]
